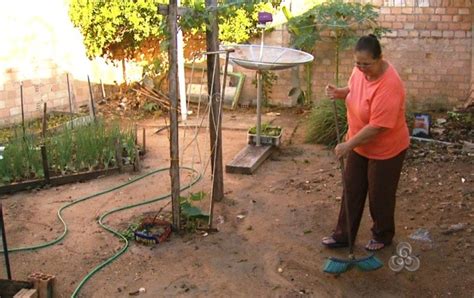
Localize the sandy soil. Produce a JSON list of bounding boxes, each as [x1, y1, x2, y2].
[[1, 109, 472, 297]]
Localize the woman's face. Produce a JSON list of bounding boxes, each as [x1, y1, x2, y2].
[[354, 50, 382, 77]]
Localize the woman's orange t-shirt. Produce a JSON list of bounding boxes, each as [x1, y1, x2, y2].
[[345, 63, 410, 160]]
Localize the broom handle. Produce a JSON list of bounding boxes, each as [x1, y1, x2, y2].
[[331, 100, 354, 256]]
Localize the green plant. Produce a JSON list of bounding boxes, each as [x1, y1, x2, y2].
[[248, 123, 282, 136], [142, 101, 160, 114], [0, 119, 139, 184], [284, 6, 319, 105], [180, 191, 209, 232], [252, 70, 278, 106], [306, 99, 347, 146]]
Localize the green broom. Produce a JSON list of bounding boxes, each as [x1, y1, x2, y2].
[[323, 99, 383, 274]]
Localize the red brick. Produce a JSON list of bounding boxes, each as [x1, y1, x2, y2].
[[396, 15, 407, 22], [399, 30, 409, 37], [418, 15, 430, 22], [402, 7, 413, 14], [380, 7, 391, 14], [431, 15, 441, 22], [449, 23, 464, 30], [384, 15, 396, 22], [435, 8, 446, 14], [420, 30, 431, 37], [452, 15, 463, 22], [391, 7, 402, 14], [423, 82, 436, 88], [431, 30, 442, 37], [460, 23, 471, 30], [426, 22, 437, 30], [458, 8, 470, 14], [404, 23, 415, 30], [392, 22, 403, 29], [414, 22, 426, 30], [441, 15, 453, 22], [437, 23, 449, 30], [414, 8, 423, 14], [443, 31, 454, 38], [406, 15, 416, 22], [446, 8, 459, 14], [422, 8, 435, 14], [409, 30, 419, 37]]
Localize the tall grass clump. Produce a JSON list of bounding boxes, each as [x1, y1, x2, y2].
[[0, 131, 43, 184], [306, 99, 348, 146]]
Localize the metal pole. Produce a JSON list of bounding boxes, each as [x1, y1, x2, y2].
[[256, 70, 262, 146], [169, 0, 181, 230], [0, 203, 12, 280]]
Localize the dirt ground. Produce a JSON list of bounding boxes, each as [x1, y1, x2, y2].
[[1, 108, 472, 297]]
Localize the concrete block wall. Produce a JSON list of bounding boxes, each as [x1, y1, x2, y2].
[[0, 0, 136, 128], [0, 65, 104, 127]]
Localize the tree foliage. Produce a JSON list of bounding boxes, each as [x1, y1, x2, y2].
[[69, 0, 281, 65], [69, 0, 167, 62]]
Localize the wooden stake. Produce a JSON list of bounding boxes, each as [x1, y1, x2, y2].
[[0, 203, 12, 280], [66, 73, 74, 128], [206, 0, 224, 228], [87, 75, 96, 120], [100, 79, 106, 99], [40, 146, 50, 184], [115, 139, 123, 173], [42, 103, 47, 138], [20, 81, 25, 137], [142, 128, 146, 154], [41, 103, 50, 184], [168, 0, 181, 230]]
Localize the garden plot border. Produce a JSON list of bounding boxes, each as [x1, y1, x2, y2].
[[0, 165, 134, 195]]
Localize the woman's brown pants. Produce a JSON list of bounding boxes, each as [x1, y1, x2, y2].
[[332, 149, 407, 245]]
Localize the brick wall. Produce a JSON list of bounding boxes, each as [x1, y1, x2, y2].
[[234, 1, 473, 110]]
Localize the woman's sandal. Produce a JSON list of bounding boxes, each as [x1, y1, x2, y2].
[[365, 239, 387, 251], [321, 236, 349, 249]]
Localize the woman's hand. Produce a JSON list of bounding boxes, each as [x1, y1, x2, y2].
[[335, 142, 352, 159], [325, 84, 349, 100]]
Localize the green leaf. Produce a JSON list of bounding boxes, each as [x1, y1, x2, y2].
[[181, 204, 209, 219], [189, 191, 205, 201]]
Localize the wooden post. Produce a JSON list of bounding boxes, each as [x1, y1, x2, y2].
[[142, 127, 146, 154], [0, 203, 12, 280], [100, 79, 106, 99], [168, 0, 181, 230], [206, 0, 224, 229], [20, 81, 26, 137], [87, 75, 96, 120], [40, 145, 50, 184], [41, 103, 50, 184], [115, 139, 123, 173], [42, 103, 47, 138], [66, 73, 74, 128]]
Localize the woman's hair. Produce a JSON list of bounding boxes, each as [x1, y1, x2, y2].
[[355, 34, 382, 59]]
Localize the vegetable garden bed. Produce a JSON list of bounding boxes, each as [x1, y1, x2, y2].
[[0, 118, 142, 194]]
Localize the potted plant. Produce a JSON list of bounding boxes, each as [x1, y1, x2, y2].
[[247, 123, 282, 146]]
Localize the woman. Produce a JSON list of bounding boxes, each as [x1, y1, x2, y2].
[[322, 34, 410, 251]]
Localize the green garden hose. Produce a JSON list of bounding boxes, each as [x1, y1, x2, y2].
[[1, 166, 201, 297]]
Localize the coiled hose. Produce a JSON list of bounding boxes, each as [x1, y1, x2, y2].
[[1, 166, 201, 297]]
